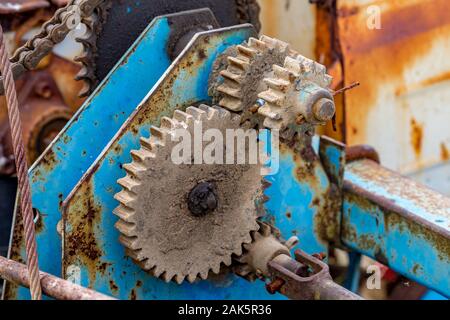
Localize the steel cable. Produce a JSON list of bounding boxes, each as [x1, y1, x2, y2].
[[0, 25, 42, 300]]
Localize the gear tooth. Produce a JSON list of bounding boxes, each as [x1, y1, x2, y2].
[[173, 110, 193, 124], [284, 56, 302, 75], [264, 78, 290, 92], [258, 104, 281, 120], [130, 149, 154, 164], [113, 204, 135, 222], [175, 274, 185, 285], [118, 235, 140, 250], [273, 65, 292, 81], [198, 104, 219, 120], [262, 178, 272, 189], [237, 44, 258, 58], [150, 126, 167, 142], [248, 37, 267, 51], [117, 176, 140, 193], [186, 106, 206, 120], [139, 137, 156, 153], [127, 249, 146, 263], [161, 272, 173, 283], [153, 266, 164, 278], [217, 82, 243, 99], [258, 90, 284, 105], [211, 263, 220, 275], [219, 96, 243, 112], [263, 117, 284, 131], [115, 219, 136, 238], [114, 190, 136, 208], [143, 260, 155, 270], [187, 273, 197, 283], [123, 162, 146, 178], [160, 116, 176, 129], [227, 56, 249, 71], [220, 69, 243, 83], [223, 256, 232, 267], [260, 223, 271, 236]]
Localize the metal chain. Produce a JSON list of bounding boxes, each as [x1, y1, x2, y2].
[[0, 0, 106, 95], [0, 25, 42, 300]]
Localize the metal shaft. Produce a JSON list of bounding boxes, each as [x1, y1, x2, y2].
[[0, 25, 42, 300], [0, 256, 115, 300]]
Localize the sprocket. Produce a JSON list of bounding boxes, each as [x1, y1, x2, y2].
[[113, 105, 269, 284]]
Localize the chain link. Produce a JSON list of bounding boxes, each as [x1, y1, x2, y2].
[[0, 0, 106, 95]]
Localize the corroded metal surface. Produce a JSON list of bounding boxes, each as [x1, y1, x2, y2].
[[267, 251, 362, 300], [337, 0, 450, 175], [343, 159, 450, 296], [0, 256, 115, 300]]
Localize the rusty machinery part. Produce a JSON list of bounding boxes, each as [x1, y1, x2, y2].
[[234, 221, 299, 281], [93, 0, 261, 85], [211, 35, 298, 127], [0, 0, 107, 96], [258, 55, 334, 138], [0, 72, 73, 175], [113, 105, 270, 284]]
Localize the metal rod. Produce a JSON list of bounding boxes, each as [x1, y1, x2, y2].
[[0, 256, 115, 300]]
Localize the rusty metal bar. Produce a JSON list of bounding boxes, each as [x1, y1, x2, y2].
[[343, 159, 450, 297], [0, 256, 115, 300], [267, 252, 363, 300]]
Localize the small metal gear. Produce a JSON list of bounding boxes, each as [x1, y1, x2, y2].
[[214, 35, 298, 122], [258, 55, 334, 134], [234, 221, 298, 280], [114, 105, 268, 284]]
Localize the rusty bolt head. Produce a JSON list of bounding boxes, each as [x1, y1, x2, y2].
[[313, 98, 335, 122], [266, 278, 285, 294]]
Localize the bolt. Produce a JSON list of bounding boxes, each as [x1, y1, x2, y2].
[[313, 98, 335, 122], [187, 182, 218, 217], [266, 278, 285, 294]]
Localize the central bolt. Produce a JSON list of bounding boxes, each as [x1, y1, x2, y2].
[[187, 182, 218, 217], [313, 98, 335, 122]]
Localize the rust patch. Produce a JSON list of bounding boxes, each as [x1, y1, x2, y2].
[[410, 118, 423, 157], [336, 0, 450, 146], [63, 182, 104, 286], [130, 288, 137, 300], [441, 143, 449, 161]]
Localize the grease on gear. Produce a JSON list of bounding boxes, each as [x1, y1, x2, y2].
[[113, 105, 269, 284]]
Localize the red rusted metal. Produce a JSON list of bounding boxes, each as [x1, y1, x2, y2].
[[267, 251, 362, 300], [0, 256, 115, 300], [346, 145, 380, 164]]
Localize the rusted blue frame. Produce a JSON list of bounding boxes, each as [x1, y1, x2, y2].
[[342, 159, 450, 297], [5, 13, 176, 300]]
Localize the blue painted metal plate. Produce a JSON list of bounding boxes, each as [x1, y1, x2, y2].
[[343, 159, 450, 297], [6, 14, 175, 300]]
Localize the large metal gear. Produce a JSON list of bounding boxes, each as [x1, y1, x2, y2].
[[113, 105, 268, 284], [258, 55, 334, 134], [214, 35, 298, 122]]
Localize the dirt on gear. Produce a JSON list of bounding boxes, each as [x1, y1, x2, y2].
[[113, 105, 269, 284]]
